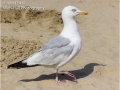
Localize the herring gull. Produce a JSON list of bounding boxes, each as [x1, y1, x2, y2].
[[8, 6, 88, 83]]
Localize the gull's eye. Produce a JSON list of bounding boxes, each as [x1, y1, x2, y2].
[[72, 9, 76, 12]]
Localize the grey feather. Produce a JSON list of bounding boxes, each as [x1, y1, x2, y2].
[[40, 35, 71, 50], [39, 45, 73, 65], [25, 35, 74, 66]]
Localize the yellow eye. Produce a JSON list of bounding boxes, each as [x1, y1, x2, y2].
[[72, 9, 76, 12]]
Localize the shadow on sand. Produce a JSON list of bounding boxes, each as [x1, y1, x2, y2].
[[20, 63, 106, 82]]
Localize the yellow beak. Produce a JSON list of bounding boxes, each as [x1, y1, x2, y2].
[[80, 11, 88, 15]]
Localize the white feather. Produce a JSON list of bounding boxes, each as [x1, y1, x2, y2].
[[23, 6, 82, 70]]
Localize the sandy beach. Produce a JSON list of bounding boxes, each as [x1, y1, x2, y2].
[[0, 0, 119, 90]]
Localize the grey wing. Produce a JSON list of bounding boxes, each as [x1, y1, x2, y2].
[[39, 45, 74, 65], [23, 35, 74, 65]]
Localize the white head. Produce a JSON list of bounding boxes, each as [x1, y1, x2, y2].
[[62, 6, 88, 19]]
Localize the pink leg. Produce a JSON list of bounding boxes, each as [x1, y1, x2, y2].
[[55, 69, 66, 84], [58, 71, 77, 82], [55, 69, 77, 83], [59, 71, 75, 77]]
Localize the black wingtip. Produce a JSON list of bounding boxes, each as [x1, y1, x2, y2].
[[7, 60, 40, 69], [7, 60, 27, 69]]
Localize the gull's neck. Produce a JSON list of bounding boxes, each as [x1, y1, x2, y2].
[[60, 17, 79, 37]]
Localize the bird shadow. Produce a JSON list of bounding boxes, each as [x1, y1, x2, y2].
[[20, 63, 106, 82]]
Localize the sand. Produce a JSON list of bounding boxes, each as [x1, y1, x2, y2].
[[0, 0, 119, 90]]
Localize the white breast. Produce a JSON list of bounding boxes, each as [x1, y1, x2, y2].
[[55, 33, 82, 69]]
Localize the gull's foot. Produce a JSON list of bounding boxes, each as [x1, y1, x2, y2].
[[55, 79, 66, 84], [55, 69, 77, 84], [59, 71, 77, 82]]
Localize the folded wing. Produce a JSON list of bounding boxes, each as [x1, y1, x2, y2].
[[23, 35, 74, 66]]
